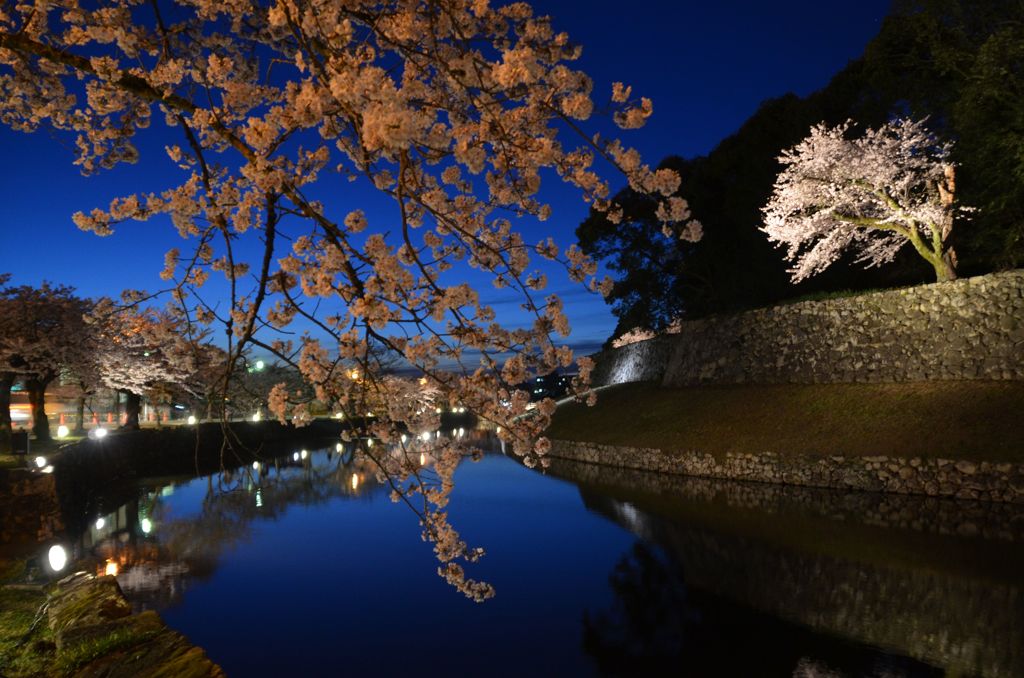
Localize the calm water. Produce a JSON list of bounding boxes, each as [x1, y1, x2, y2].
[[46, 436, 1024, 677]]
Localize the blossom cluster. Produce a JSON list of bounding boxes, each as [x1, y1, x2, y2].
[[0, 0, 687, 597]]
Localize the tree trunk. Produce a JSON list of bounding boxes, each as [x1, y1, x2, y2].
[[122, 391, 141, 430], [74, 396, 87, 434], [932, 253, 957, 282], [26, 378, 51, 442], [0, 373, 13, 454]]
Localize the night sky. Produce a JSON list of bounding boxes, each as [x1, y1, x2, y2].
[[0, 0, 891, 355]]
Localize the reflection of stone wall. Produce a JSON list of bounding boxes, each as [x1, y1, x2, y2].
[[549, 439, 1024, 503], [571, 472, 1024, 678], [549, 457, 1024, 543], [656, 524, 1024, 678], [592, 270, 1024, 386]]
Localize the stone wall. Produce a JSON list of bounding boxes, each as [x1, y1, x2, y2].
[[549, 439, 1024, 503], [592, 270, 1024, 387]]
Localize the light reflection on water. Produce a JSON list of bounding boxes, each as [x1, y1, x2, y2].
[[49, 438, 1024, 677]]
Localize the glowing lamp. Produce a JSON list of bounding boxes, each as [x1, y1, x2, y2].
[[351, 474, 359, 490], [56, 425, 69, 439], [420, 453, 426, 466], [47, 545, 68, 572], [300, 449, 308, 459], [335, 443, 343, 452], [34, 456, 47, 469], [95, 517, 106, 530], [90, 427, 108, 440], [140, 518, 152, 535], [104, 560, 119, 577], [252, 412, 261, 422], [252, 461, 260, 471], [187, 415, 197, 425]]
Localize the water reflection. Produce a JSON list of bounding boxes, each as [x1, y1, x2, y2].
[[6, 435, 1023, 676], [549, 457, 1024, 678], [55, 432, 503, 614]]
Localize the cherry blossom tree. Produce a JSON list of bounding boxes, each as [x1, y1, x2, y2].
[[0, 0, 688, 599], [0, 281, 91, 443], [88, 299, 198, 430], [761, 117, 965, 283]]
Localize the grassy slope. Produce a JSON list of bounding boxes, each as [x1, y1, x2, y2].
[[548, 381, 1024, 463]]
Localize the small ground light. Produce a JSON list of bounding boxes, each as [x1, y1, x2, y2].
[[47, 544, 68, 572], [104, 560, 119, 576], [90, 427, 108, 440], [252, 412, 261, 422], [56, 425, 69, 438], [34, 456, 47, 468], [187, 415, 197, 425], [335, 443, 343, 452], [300, 449, 308, 459]]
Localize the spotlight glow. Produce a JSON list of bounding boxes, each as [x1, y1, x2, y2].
[[34, 456, 46, 469], [187, 415, 197, 425], [140, 518, 152, 534], [90, 427, 108, 440], [95, 517, 105, 530], [47, 544, 68, 572], [56, 425, 69, 438], [104, 560, 119, 577]]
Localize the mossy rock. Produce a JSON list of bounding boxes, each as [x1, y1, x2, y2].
[[44, 574, 223, 677]]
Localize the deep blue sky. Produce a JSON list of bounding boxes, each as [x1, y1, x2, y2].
[[0, 1, 891, 353]]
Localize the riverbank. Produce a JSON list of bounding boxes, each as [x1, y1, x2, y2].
[[547, 381, 1024, 502], [0, 570, 222, 676]]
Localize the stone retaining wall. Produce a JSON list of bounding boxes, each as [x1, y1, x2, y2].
[[593, 270, 1024, 386], [549, 439, 1024, 503]]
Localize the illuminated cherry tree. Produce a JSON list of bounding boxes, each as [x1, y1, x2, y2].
[[0, 0, 691, 599], [761, 118, 964, 283], [88, 298, 198, 429]]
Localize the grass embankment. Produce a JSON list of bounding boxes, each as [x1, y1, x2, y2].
[[548, 381, 1024, 463], [0, 558, 55, 677]]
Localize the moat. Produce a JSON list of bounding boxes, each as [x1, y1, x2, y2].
[[9, 431, 1023, 677]]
